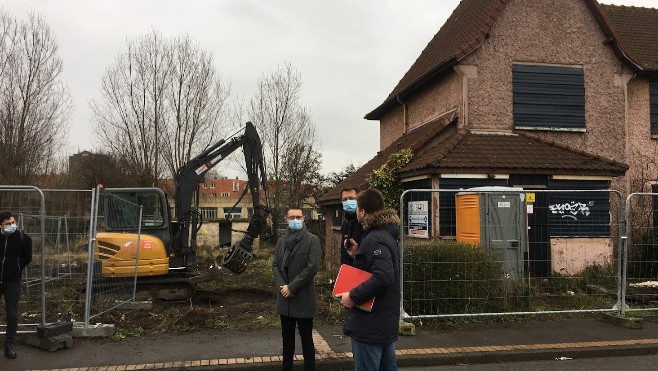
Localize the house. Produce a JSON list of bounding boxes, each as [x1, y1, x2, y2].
[[160, 175, 319, 221], [319, 0, 658, 273]]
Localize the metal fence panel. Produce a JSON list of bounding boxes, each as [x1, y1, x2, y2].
[[622, 193, 658, 315], [399, 188, 622, 319], [0, 186, 47, 335], [84, 187, 142, 325]]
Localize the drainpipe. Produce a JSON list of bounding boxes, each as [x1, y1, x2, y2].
[[397, 95, 408, 134]]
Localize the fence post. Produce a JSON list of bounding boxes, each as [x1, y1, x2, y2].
[[84, 186, 101, 328]]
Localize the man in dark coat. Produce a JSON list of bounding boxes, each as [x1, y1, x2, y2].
[[337, 189, 400, 371], [340, 186, 363, 266], [272, 207, 322, 371], [0, 211, 32, 359]]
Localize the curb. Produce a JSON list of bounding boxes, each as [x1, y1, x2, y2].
[[30, 343, 658, 371]]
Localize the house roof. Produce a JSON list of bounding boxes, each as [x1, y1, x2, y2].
[[400, 126, 629, 177], [319, 117, 628, 205], [597, 4, 658, 71], [365, 0, 658, 120], [317, 113, 456, 205], [365, 0, 509, 120]]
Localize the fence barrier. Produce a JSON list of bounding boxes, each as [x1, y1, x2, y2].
[[399, 188, 623, 319], [84, 187, 142, 325], [0, 186, 46, 335], [621, 192, 658, 316]]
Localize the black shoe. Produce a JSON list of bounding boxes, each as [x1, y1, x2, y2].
[[4, 346, 16, 359]]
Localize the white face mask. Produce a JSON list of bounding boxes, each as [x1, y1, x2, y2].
[[3, 223, 17, 235]]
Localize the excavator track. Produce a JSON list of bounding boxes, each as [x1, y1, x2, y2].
[[84, 271, 222, 303]]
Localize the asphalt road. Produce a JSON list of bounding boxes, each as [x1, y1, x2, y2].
[[401, 354, 658, 370]]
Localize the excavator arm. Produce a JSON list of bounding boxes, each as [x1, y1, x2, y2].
[[172, 122, 269, 273]]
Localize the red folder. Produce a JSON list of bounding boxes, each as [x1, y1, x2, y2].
[[332, 264, 375, 312]]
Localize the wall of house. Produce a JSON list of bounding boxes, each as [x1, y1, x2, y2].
[[463, 0, 628, 168], [550, 237, 612, 275], [379, 106, 406, 150], [324, 208, 342, 272], [404, 73, 464, 132], [378, 72, 463, 150], [625, 78, 657, 193]]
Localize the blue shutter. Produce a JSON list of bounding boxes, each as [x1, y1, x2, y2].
[[513, 64, 585, 128], [651, 80, 658, 135]]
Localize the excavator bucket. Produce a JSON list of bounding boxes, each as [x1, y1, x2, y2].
[[220, 235, 254, 274]]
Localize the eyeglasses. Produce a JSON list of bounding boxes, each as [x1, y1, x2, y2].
[[287, 215, 303, 220]]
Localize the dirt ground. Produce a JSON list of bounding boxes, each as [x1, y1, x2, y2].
[[89, 244, 345, 340]]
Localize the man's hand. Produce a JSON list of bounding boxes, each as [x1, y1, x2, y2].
[[335, 292, 355, 308], [346, 238, 358, 257], [280, 285, 293, 298]]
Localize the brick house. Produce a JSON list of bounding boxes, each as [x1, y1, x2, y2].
[[161, 175, 318, 222], [319, 0, 658, 273]]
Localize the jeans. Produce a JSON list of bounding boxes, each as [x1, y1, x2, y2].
[[280, 315, 315, 371], [0, 281, 21, 348], [351, 338, 398, 371]]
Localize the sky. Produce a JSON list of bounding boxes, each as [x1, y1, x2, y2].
[[1, 0, 657, 178]]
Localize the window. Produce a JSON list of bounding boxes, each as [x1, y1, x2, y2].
[[201, 207, 218, 219], [649, 80, 658, 136], [223, 207, 242, 219], [210, 182, 215, 189], [233, 181, 239, 192], [513, 64, 585, 129], [221, 192, 230, 197], [105, 190, 166, 229], [202, 183, 207, 188]]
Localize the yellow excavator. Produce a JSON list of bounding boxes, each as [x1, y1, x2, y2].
[[92, 122, 269, 300]]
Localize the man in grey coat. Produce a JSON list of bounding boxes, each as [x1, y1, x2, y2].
[[272, 207, 321, 371]]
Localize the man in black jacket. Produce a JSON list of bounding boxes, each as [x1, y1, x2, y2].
[[340, 186, 363, 266], [337, 189, 400, 371], [0, 211, 32, 359]]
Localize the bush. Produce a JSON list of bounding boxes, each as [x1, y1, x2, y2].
[[402, 240, 531, 315]]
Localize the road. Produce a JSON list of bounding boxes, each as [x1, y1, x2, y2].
[[401, 354, 658, 370]]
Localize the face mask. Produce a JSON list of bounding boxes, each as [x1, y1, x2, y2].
[[288, 219, 303, 230], [3, 224, 17, 235], [342, 200, 357, 213]]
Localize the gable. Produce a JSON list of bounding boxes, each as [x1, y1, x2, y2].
[[366, 0, 658, 120]]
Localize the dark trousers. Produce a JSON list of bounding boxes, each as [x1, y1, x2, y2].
[[280, 315, 315, 371], [1, 281, 21, 348]]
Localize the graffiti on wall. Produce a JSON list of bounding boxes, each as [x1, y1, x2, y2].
[[549, 201, 594, 220]]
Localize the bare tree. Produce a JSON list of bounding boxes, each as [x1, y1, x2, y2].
[[90, 31, 230, 185], [248, 62, 322, 237], [0, 10, 72, 184]]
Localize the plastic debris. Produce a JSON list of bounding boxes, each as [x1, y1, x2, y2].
[[555, 357, 573, 361]]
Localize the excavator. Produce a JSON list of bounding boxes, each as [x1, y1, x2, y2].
[[92, 122, 270, 300]]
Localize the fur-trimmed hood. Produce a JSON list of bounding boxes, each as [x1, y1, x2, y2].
[[361, 208, 400, 231]]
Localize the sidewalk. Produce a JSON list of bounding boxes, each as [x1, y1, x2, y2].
[[3, 317, 658, 371]]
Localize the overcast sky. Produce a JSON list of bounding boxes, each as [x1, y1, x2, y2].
[[1, 0, 656, 178]]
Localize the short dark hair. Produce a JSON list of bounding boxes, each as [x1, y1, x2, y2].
[[286, 207, 303, 215], [340, 186, 360, 195], [1, 211, 14, 223], [356, 189, 385, 214]]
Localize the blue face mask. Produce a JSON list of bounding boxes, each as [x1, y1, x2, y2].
[[288, 219, 303, 231], [342, 199, 357, 213], [3, 223, 17, 235]]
